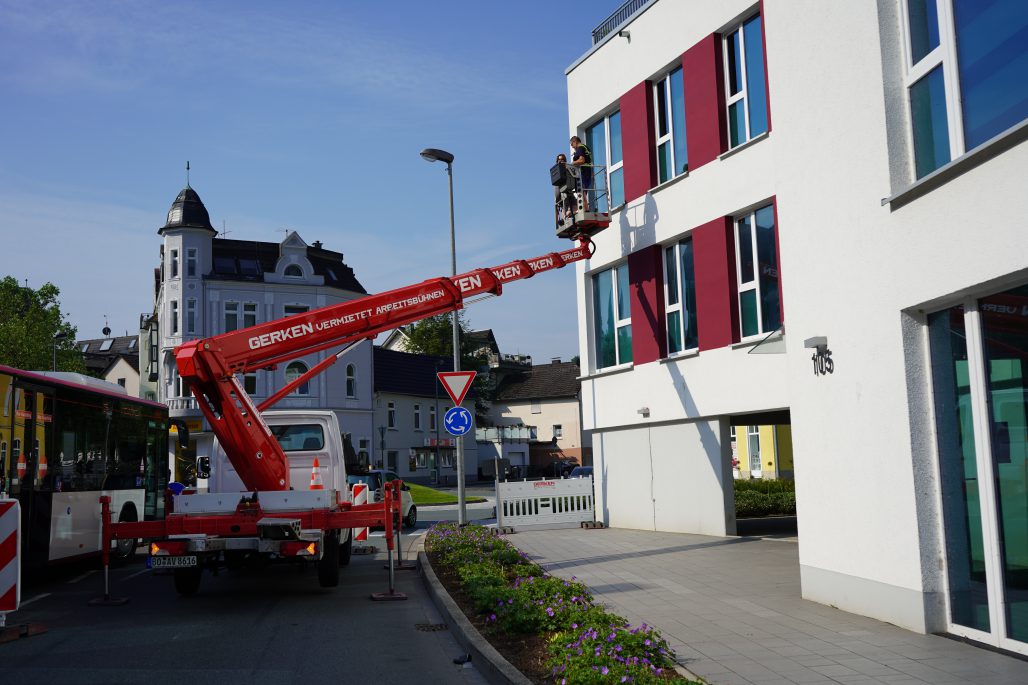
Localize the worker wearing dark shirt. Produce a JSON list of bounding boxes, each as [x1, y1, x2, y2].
[[570, 136, 592, 210]]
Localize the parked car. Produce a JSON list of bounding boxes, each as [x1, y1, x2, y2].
[[569, 465, 593, 479], [346, 469, 417, 528]]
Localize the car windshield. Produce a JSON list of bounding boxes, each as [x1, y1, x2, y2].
[[347, 473, 381, 488]]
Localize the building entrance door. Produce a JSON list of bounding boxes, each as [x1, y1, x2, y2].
[[929, 283, 1028, 655]]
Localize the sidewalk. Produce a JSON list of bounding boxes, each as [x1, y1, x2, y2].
[[504, 527, 1028, 685]]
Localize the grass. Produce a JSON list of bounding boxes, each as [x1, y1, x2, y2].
[[408, 482, 486, 505]]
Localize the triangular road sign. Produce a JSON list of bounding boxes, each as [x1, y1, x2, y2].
[[437, 371, 476, 406]]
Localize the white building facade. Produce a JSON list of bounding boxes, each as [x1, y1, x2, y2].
[[148, 186, 374, 483], [571, 0, 1027, 652]]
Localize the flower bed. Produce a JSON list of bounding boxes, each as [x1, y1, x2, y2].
[[425, 523, 701, 684]]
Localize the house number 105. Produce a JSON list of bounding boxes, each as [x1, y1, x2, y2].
[[812, 349, 834, 376]]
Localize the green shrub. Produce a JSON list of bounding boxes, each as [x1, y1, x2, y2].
[[548, 615, 682, 684], [769, 491, 796, 515], [734, 490, 773, 517], [733, 478, 794, 495]]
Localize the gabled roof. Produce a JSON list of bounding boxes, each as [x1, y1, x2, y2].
[[207, 238, 366, 293], [494, 360, 580, 402], [373, 347, 460, 399], [467, 329, 499, 355], [77, 335, 140, 375]]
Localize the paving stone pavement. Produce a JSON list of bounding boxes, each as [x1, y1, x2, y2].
[[505, 527, 1028, 685]]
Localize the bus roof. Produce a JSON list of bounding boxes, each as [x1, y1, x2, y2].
[[0, 364, 167, 410]]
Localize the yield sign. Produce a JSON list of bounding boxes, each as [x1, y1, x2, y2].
[[437, 371, 476, 406]]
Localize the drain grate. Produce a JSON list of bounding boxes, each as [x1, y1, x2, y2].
[[415, 623, 449, 632]]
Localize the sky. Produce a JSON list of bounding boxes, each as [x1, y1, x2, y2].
[[0, 0, 618, 363]]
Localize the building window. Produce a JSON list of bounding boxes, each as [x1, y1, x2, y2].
[[664, 238, 699, 354], [284, 264, 303, 278], [747, 426, 761, 473], [177, 373, 191, 399], [186, 298, 197, 335], [429, 405, 437, 431], [284, 304, 309, 317], [586, 110, 624, 211], [592, 264, 632, 369], [387, 401, 396, 429], [145, 391, 156, 401], [414, 404, 422, 430], [225, 302, 239, 332], [243, 302, 257, 328], [723, 14, 768, 148], [553, 424, 563, 439], [170, 249, 179, 278], [734, 204, 780, 339], [170, 300, 179, 335], [243, 373, 257, 395], [654, 66, 687, 183], [285, 361, 310, 395], [345, 364, 356, 398], [903, 0, 1028, 179], [117, 378, 126, 387], [531, 401, 541, 414], [186, 248, 197, 277]]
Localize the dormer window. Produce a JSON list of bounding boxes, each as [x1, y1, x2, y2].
[[284, 264, 303, 278], [168, 208, 182, 224]]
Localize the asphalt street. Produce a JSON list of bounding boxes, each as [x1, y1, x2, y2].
[[2, 543, 487, 685]]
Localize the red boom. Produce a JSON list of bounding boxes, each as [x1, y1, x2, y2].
[[176, 239, 592, 492]]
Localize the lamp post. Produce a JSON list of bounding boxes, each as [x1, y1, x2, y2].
[[53, 332, 69, 371], [420, 147, 466, 525]]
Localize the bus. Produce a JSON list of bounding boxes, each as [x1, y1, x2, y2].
[[0, 364, 174, 569]]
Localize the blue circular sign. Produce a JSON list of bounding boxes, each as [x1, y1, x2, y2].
[[444, 406, 473, 436]]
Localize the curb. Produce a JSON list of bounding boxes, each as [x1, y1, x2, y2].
[[418, 551, 533, 685]]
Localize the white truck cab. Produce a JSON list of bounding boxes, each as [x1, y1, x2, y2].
[[208, 410, 350, 498]]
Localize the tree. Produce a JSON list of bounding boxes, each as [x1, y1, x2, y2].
[[0, 276, 84, 372], [403, 312, 495, 420]]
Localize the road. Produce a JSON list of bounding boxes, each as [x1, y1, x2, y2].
[[2, 539, 486, 685]]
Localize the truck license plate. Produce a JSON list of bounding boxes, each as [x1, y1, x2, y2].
[[151, 555, 197, 568]]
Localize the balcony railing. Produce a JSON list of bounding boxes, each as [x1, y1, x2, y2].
[[592, 0, 650, 44], [476, 426, 537, 442]]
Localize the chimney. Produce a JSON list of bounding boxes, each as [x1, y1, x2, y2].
[[551, 357, 561, 364], [312, 240, 323, 249]]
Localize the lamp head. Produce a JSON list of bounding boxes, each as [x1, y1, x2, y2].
[[420, 148, 454, 164]]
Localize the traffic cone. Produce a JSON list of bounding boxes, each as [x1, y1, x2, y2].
[[309, 457, 324, 490]]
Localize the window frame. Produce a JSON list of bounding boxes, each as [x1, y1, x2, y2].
[[653, 66, 687, 184], [169, 249, 179, 279], [285, 361, 310, 396], [170, 300, 179, 335], [224, 301, 239, 333], [284, 304, 309, 318], [345, 364, 356, 398], [429, 405, 437, 431], [387, 401, 396, 429], [185, 298, 197, 335], [592, 263, 633, 370], [413, 403, 422, 431], [722, 14, 768, 149], [243, 302, 258, 328], [284, 264, 304, 279], [900, 0, 966, 178], [186, 248, 197, 277], [733, 204, 780, 341], [663, 237, 699, 356], [586, 109, 624, 211]]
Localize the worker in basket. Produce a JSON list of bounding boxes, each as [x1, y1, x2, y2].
[[552, 153, 579, 226], [570, 135, 592, 211]]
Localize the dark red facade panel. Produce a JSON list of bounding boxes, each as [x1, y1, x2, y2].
[[693, 216, 738, 350], [627, 244, 667, 365], [620, 81, 657, 203], [759, 0, 772, 133], [682, 34, 727, 172]]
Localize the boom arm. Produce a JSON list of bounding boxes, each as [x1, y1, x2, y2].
[[175, 239, 593, 492]]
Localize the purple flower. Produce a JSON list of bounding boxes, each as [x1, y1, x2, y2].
[[571, 623, 578, 629], [644, 639, 651, 646], [601, 666, 609, 675], [546, 607, 554, 617]]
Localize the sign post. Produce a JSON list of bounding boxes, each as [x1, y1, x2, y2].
[[437, 371, 476, 523]]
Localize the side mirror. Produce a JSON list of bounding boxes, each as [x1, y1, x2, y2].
[[196, 456, 210, 480]]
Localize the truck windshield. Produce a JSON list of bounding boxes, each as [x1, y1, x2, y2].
[[269, 424, 324, 451]]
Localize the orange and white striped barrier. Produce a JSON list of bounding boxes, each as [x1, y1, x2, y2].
[[37, 454, 47, 481], [1, 499, 21, 615], [309, 457, 324, 490], [352, 483, 368, 542]]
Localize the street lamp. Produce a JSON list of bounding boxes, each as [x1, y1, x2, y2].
[[421, 147, 466, 525], [53, 332, 69, 371]]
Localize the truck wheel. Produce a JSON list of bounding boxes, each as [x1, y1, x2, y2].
[[404, 505, 417, 529], [174, 566, 202, 596], [339, 529, 352, 567], [318, 530, 340, 587]]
